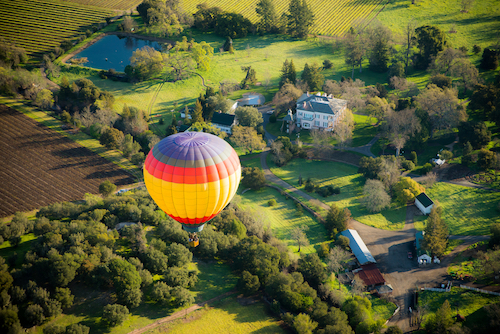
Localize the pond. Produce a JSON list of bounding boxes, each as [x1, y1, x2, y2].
[[71, 34, 162, 71]]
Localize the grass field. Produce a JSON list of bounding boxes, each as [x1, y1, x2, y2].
[[65, 0, 141, 10], [148, 296, 286, 334], [269, 158, 407, 230], [425, 182, 500, 235], [0, 0, 112, 57], [377, 0, 500, 50], [240, 187, 328, 254], [419, 287, 500, 328], [180, 0, 388, 36]]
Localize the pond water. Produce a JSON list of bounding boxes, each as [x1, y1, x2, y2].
[[71, 34, 162, 71]]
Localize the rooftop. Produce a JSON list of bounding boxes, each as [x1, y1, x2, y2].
[[416, 192, 434, 208], [211, 112, 235, 126], [296, 92, 347, 115], [358, 263, 386, 286], [340, 229, 376, 265]]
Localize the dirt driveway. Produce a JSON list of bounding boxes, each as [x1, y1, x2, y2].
[[349, 206, 489, 333]]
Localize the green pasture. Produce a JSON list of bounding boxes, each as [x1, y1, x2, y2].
[[419, 287, 500, 328], [240, 186, 328, 254], [0, 233, 37, 267], [268, 158, 407, 230], [377, 0, 500, 50], [150, 295, 286, 334], [425, 182, 500, 235], [240, 156, 262, 169]]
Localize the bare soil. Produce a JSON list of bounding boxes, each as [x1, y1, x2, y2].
[[0, 104, 135, 217]]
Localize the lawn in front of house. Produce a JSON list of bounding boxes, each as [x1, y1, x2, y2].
[[425, 182, 500, 235], [269, 158, 407, 230], [239, 186, 328, 254]]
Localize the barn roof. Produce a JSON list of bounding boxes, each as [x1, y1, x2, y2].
[[416, 192, 433, 208], [359, 264, 386, 286], [340, 229, 376, 265], [211, 112, 235, 126]]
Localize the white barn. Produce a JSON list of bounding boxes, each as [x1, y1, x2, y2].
[[415, 193, 434, 215]]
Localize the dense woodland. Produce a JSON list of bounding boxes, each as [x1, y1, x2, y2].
[[1, 0, 500, 333]]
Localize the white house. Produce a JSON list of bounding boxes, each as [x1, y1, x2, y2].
[[415, 192, 434, 215], [415, 231, 432, 266], [295, 92, 347, 131], [211, 112, 236, 134]]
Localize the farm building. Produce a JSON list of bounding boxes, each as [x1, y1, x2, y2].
[[238, 92, 265, 106], [295, 92, 347, 131], [357, 263, 385, 287], [340, 229, 376, 265], [211, 112, 236, 134], [415, 231, 432, 265], [415, 192, 434, 215]]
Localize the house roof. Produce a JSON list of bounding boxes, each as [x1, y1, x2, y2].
[[340, 229, 376, 265], [359, 264, 385, 286], [416, 192, 433, 208], [211, 112, 235, 126], [296, 93, 347, 115], [415, 231, 431, 257]]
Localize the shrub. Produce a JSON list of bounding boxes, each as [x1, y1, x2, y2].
[[102, 304, 129, 327], [422, 163, 434, 174], [318, 243, 330, 258], [402, 160, 415, 171], [439, 150, 453, 161], [410, 151, 418, 165], [478, 149, 496, 170], [268, 199, 277, 206], [269, 114, 277, 123]]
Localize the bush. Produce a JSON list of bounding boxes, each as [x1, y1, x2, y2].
[[422, 163, 434, 174], [402, 160, 415, 171], [317, 243, 330, 258], [439, 150, 453, 161], [269, 114, 277, 123], [268, 199, 277, 206], [102, 304, 129, 327], [410, 151, 418, 165], [478, 149, 496, 170]]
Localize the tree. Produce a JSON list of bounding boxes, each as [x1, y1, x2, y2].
[[301, 63, 324, 91], [478, 149, 496, 170], [384, 108, 421, 156], [403, 19, 418, 74], [108, 258, 142, 308], [425, 299, 454, 334], [287, 0, 314, 38], [367, 23, 392, 73], [294, 313, 318, 334], [325, 205, 351, 236], [393, 177, 424, 206], [241, 66, 257, 88], [256, 0, 278, 33], [231, 125, 265, 153], [171, 286, 195, 307], [423, 206, 448, 257], [150, 281, 171, 306], [25, 304, 45, 326], [458, 121, 491, 149], [328, 246, 352, 290], [334, 108, 354, 149], [480, 48, 499, 70], [34, 89, 53, 109], [415, 25, 447, 69], [102, 304, 129, 327], [241, 167, 266, 190], [489, 223, 500, 248], [234, 106, 263, 127], [298, 253, 327, 288], [365, 96, 393, 124], [192, 99, 203, 124], [165, 49, 196, 81], [385, 326, 403, 334], [469, 83, 499, 123], [415, 85, 466, 137], [344, 28, 365, 79], [99, 180, 116, 197], [291, 225, 309, 252], [430, 74, 452, 89], [122, 15, 138, 32], [361, 179, 391, 213], [214, 12, 252, 38], [460, 0, 474, 12], [130, 46, 165, 80], [100, 127, 124, 149], [273, 82, 302, 113], [279, 59, 297, 88], [238, 270, 260, 295], [65, 323, 90, 334], [450, 57, 479, 94]]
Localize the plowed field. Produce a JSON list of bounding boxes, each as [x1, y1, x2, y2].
[[0, 104, 134, 217]]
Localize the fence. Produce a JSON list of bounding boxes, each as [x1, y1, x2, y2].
[[459, 285, 500, 296]]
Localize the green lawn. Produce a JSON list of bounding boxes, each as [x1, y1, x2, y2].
[[0, 233, 37, 267], [419, 287, 500, 328], [425, 182, 500, 235], [377, 0, 500, 51], [149, 296, 286, 334], [240, 186, 328, 254], [268, 158, 407, 230]]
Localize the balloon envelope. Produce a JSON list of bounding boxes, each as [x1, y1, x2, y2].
[[143, 132, 241, 232]]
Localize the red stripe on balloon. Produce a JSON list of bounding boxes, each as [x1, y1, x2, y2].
[[145, 149, 239, 184], [166, 212, 217, 225]]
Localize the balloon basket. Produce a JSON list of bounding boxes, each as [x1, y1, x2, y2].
[[189, 239, 199, 247]]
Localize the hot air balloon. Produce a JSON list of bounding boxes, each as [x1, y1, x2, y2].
[[143, 132, 241, 247]]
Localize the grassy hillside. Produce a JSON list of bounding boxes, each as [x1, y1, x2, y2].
[[377, 0, 500, 49]]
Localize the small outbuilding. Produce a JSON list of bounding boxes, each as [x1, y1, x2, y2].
[[415, 192, 434, 215], [358, 263, 385, 287], [415, 231, 432, 265]]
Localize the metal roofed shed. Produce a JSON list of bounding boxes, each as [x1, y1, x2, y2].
[[358, 263, 385, 287], [340, 229, 376, 265], [415, 192, 434, 215]]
